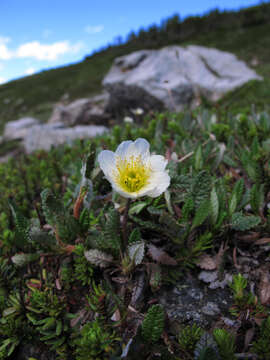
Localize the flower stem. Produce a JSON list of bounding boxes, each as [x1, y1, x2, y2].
[[122, 198, 131, 252]]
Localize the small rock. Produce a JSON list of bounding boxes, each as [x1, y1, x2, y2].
[[3, 117, 40, 140], [158, 275, 233, 327], [23, 123, 108, 153], [201, 302, 220, 316], [49, 92, 110, 126]]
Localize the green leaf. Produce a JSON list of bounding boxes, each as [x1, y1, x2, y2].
[[194, 145, 203, 171], [128, 228, 141, 244], [84, 249, 113, 268], [192, 171, 212, 209], [11, 253, 39, 267], [8, 199, 30, 246], [250, 183, 265, 214], [82, 142, 96, 179], [103, 208, 121, 251], [210, 187, 219, 224], [129, 202, 147, 215], [182, 196, 194, 221], [56, 320, 62, 336], [192, 199, 210, 229], [228, 193, 237, 217], [232, 178, 244, 205], [128, 241, 145, 265], [142, 305, 164, 343], [231, 212, 261, 231], [41, 317, 56, 331]]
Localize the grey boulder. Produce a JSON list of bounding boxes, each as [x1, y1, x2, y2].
[[103, 45, 262, 112], [3, 117, 40, 140], [23, 123, 108, 154], [49, 92, 110, 126]]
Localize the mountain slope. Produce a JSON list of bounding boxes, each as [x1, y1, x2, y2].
[[0, 2, 269, 132]]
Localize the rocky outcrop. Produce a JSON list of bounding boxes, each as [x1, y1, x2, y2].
[[103, 45, 262, 112], [1, 118, 108, 155], [23, 123, 108, 153], [3, 117, 40, 140], [48, 92, 110, 126]]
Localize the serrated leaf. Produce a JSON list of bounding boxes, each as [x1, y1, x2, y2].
[[8, 199, 30, 245], [192, 171, 212, 209], [11, 253, 39, 267], [128, 241, 145, 265], [129, 202, 147, 215], [103, 208, 121, 250], [194, 145, 203, 171], [142, 304, 164, 343], [147, 244, 177, 266], [128, 228, 141, 244], [228, 192, 237, 217], [84, 249, 113, 268], [231, 212, 261, 231], [81, 142, 96, 179], [233, 178, 244, 204], [210, 187, 219, 224], [192, 199, 210, 229], [250, 183, 265, 214], [41, 188, 63, 226]]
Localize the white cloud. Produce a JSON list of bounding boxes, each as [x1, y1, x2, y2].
[[25, 67, 35, 75], [85, 25, 104, 34], [0, 77, 6, 84], [0, 43, 12, 60], [0, 36, 12, 60], [16, 40, 83, 61]]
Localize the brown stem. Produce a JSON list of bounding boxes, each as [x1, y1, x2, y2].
[[122, 198, 131, 252]]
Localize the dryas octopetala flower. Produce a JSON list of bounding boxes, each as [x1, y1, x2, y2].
[[98, 138, 170, 199]]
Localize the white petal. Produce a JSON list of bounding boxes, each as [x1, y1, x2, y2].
[[111, 183, 139, 199], [126, 138, 150, 159], [115, 140, 133, 159], [149, 155, 168, 171], [133, 138, 150, 156], [98, 150, 115, 178], [115, 138, 150, 161], [144, 171, 170, 198]]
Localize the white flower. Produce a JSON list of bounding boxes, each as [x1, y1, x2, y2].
[[98, 138, 170, 199], [131, 108, 144, 115], [123, 116, 134, 123]]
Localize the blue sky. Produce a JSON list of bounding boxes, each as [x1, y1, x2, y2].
[[0, 0, 262, 84]]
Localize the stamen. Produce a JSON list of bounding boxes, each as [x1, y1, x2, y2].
[[115, 155, 150, 193]]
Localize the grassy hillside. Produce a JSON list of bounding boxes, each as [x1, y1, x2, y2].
[[0, 2, 270, 133]]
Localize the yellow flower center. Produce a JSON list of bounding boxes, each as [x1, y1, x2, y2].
[[115, 155, 150, 193]]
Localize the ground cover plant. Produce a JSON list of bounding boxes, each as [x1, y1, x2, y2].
[[0, 108, 270, 359], [0, 2, 270, 133]]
